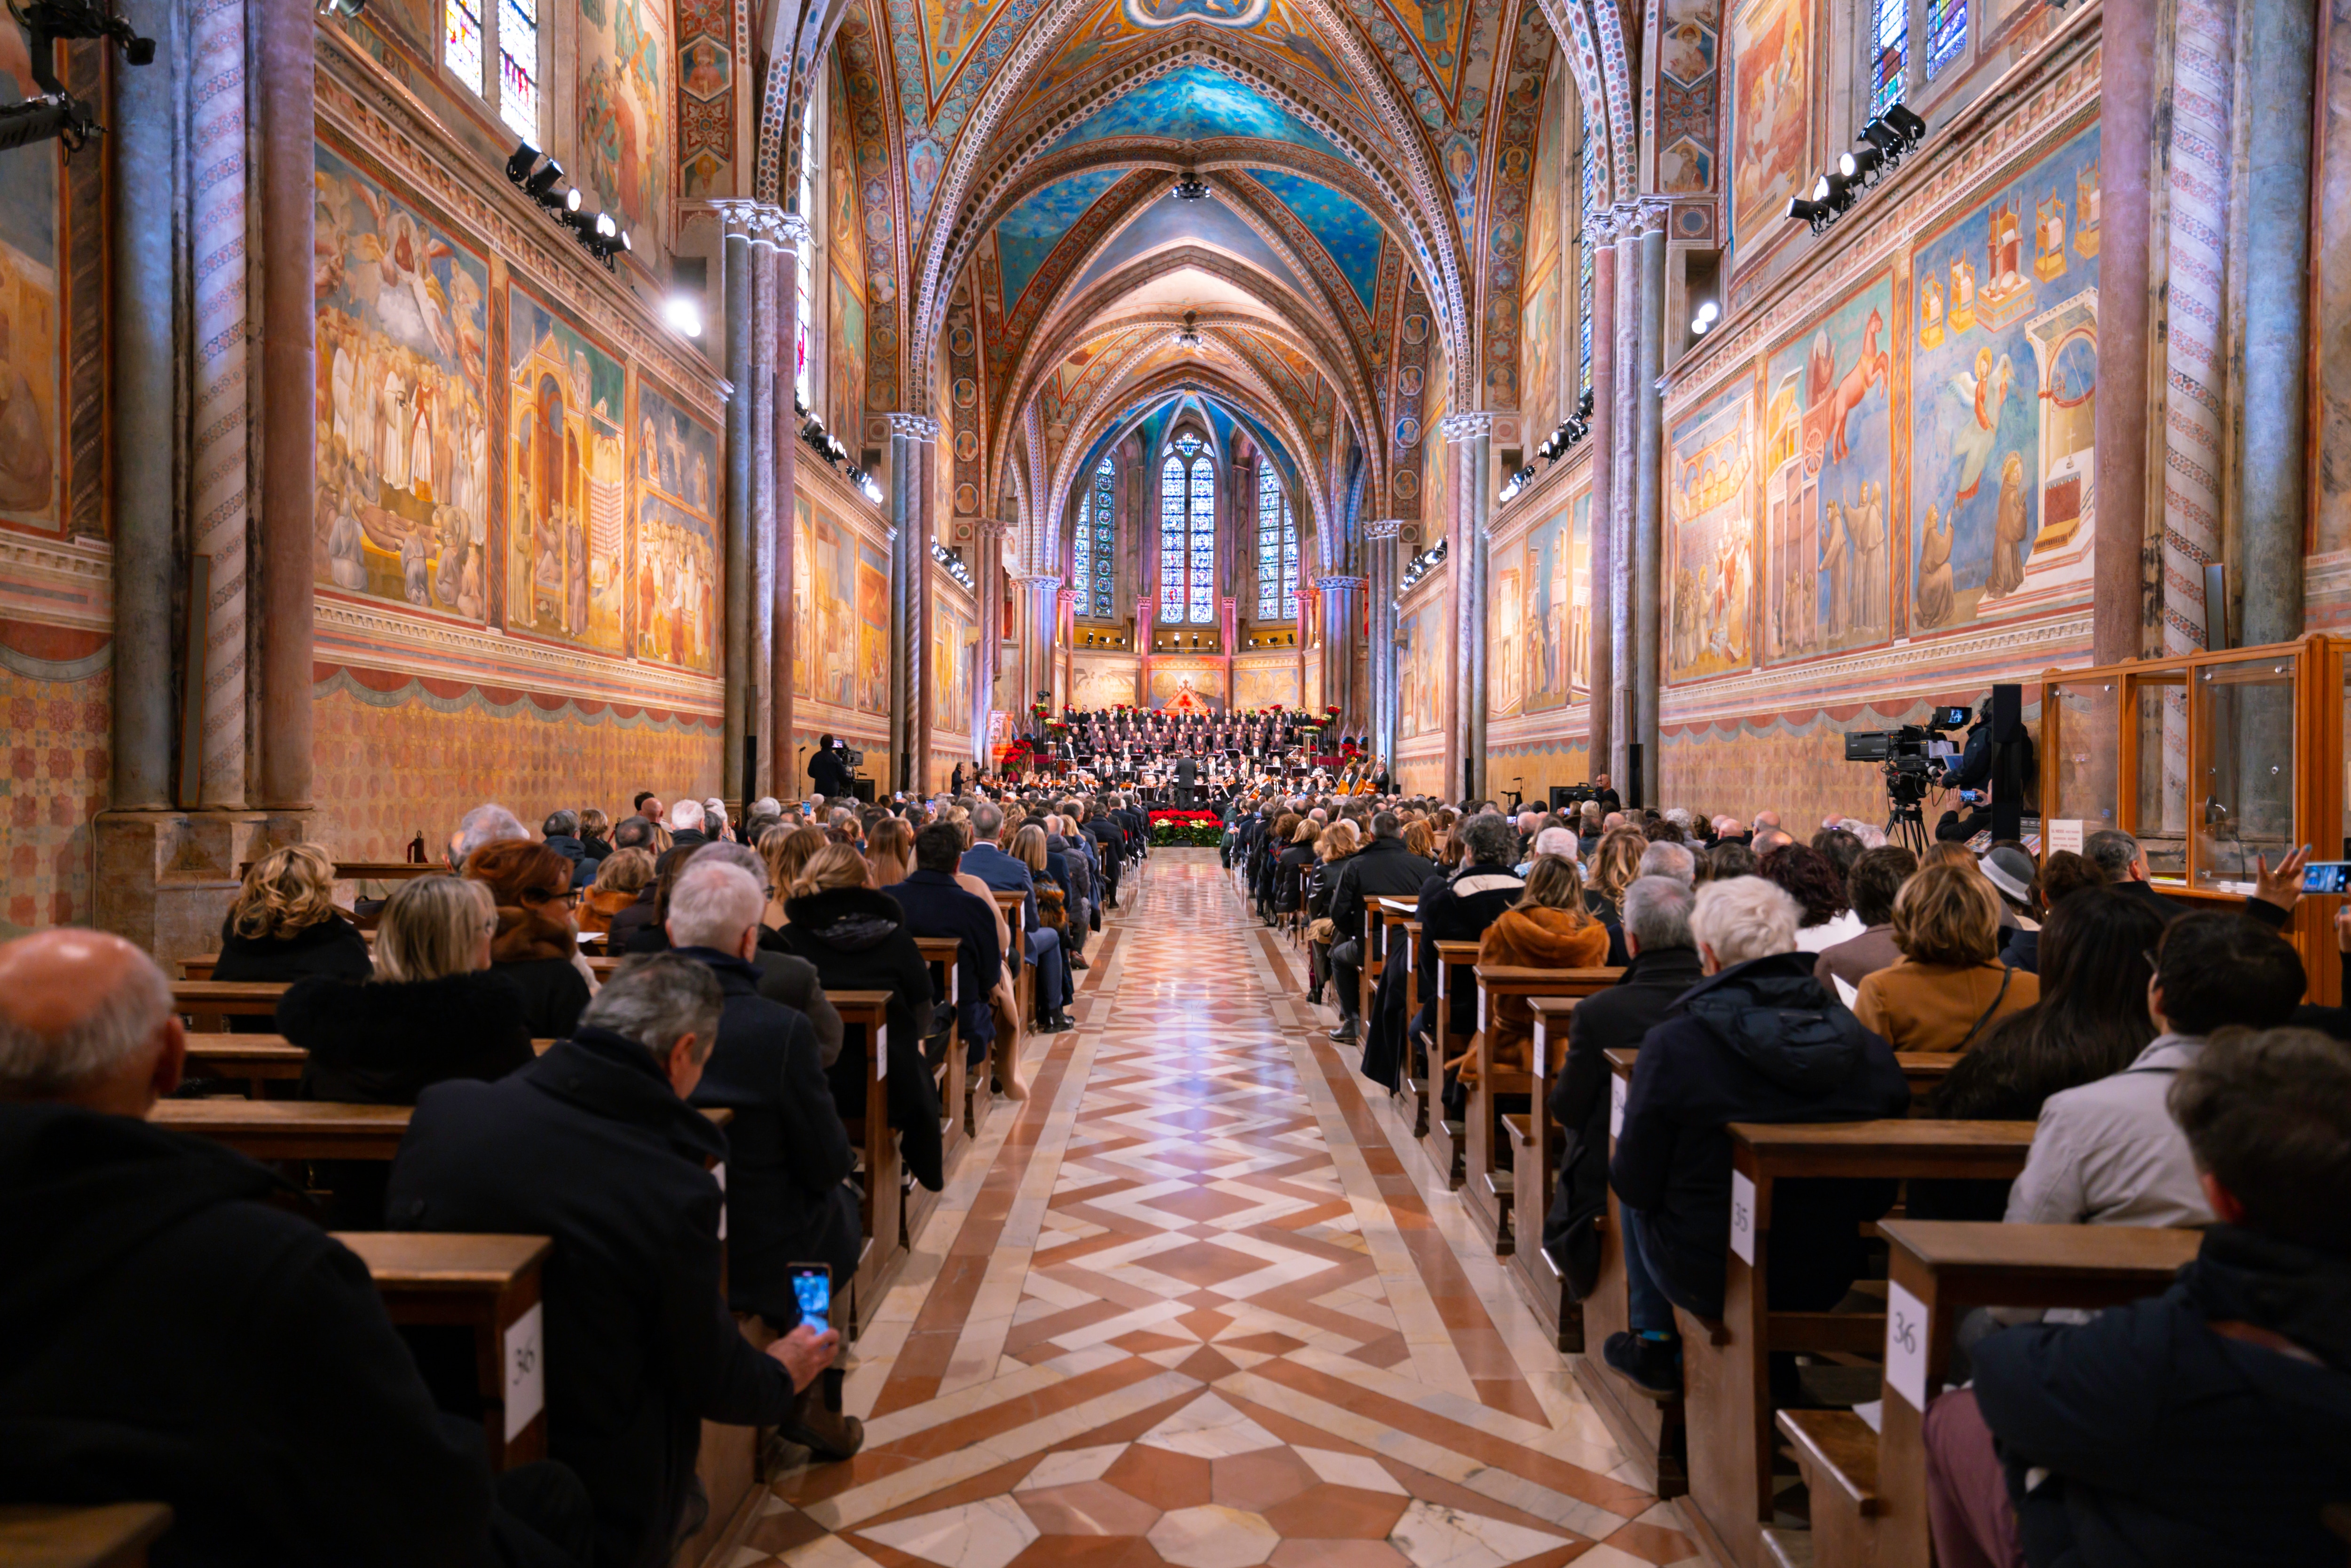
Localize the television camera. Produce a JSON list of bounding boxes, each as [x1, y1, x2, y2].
[[1, 0, 157, 156], [1845, 705, 1975, 851]]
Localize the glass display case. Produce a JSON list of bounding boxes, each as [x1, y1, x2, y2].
[[2040, 634, 2347, 1001]]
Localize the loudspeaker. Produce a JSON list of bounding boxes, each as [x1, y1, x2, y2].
[[1627, 743, 1645, 812], [1990, 683, 2023, 743], [1988, 682, 2032, 841], [1549, 786, 1579, 813]]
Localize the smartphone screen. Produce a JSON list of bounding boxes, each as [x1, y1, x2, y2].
[[790, 1264, 831, 1337], [2303, 861, 2351, 895]]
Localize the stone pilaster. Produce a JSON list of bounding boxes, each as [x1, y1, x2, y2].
[[1583, 207, 1618, 780], [1631, 198, 1669, 807], [770, 209, 807, 797]]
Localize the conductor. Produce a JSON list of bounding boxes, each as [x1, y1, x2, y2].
[[809, 734, 855, 799], [1173, 753, 1199, 808]]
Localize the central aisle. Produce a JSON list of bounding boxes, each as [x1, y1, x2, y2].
[[744, 851, 1698, 1568]]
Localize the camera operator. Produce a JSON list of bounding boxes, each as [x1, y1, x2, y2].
[[1931, 701, 1995, 842]]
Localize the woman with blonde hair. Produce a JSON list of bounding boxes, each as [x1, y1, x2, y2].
[[578, 845, 654, 935], [1854, 860, 2040, 1052], [464, 839, 594, 1040], [276, 874, 531, 1227], [1460, 856, 1612, 1079], [773, 842, 947, 1189], [758, 823, 829, 930], [1587, 827, 1649, 919], [213, 844, 371, 1007]]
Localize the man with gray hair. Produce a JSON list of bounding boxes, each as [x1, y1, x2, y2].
[[961, 797, 1070, 1031], [1636, 839, 1696, 885], [1408, 812, 1525, 1052], [1542, 876, 1704, 1294], [2084, 827, 2185, 924], [663, 859, 864, 1459], [446, 801, 528, 871], [0, 928, 597, 1566], [390, 952, 840, 1567], [1602, 877, 1909, 1399], [656, 797, 711, 875]]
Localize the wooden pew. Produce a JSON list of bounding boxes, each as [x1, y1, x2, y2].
[[1679, 1119, 2038, 1568], [240, 859, 440, 884], [1511, 996, 1585, 1352], [0, 1504, 173, 1568], [182, 1036, 306, 1095], [170, 980, 287, 1033], [830, 991, 903, 1337], [1396, 921, 1426, 1136], [990, 890, 1036, 1026], [1775, 1219, 2201, 1568], [585, 954, 622, 982], [1577, 1048, 1688, 1497], [1464, 966, 1622, 1257], [151, 1099, 412, 1160], [913, 935, 970, 1147], [335, 1231, 553, 1471], [1421, 939, 1482, 1188]]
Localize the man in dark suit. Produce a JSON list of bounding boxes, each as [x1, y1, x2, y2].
[[1174, 754, 1199, 808], [809, 735, 854, 799], [888, 824, 1004, 1070], [2084, 827, 2187, 923]]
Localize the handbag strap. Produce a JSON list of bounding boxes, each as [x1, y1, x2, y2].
[[1954, 965, 2014, 1051]]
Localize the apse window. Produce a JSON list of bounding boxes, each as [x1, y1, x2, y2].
[[1255, 466, 1296, 621], [1868, 0, 1907, 115], [446, 0, 536, 142], [1160, 434, 1216, 625], [1577, 125, 1599, 397], [1088, 457, 1117, 618], [1924, 0, 1965, 79]]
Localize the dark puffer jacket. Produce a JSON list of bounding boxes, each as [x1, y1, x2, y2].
[[772, 885, 945, 1191], [1609, 951, 1910, 1318]]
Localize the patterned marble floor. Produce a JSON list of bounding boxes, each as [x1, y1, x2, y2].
[[732, 850, 1698, 1568]]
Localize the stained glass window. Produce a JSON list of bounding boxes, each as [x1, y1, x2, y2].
[[1870, 0, 1908, 114], [1925, 0, 1965, 79], [446, 0, 484, 96], [1089, 458, 1117, 617], [1578, 123, 1599, 398], [497, 0, 537, 140], [1187, 457, 1215, 624], [1256, 467, 1298, 620], [1159, 454, 1187, 623]]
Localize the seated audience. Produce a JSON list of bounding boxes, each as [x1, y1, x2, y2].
[[1544, 875, 1704, 1295], [388, 955, 838, 1568], [211, 844, 371, 1034], [1412, 813, 1528, 1053], [663, 858, 862, 1458], [2083, 827, 2183, 923], [542, 810, 594, 889], [1854, 861, 2040, 1052], [772, 843, 946, 1191], [279, 875, 533, 1228], [887, 822, 1006, 1075], [1604, 876, 1910, 1397], [1703, 839, 1760, 882], [576, 807, 614, 869], [866, 817, 915, 888], [1929, 1026, 2351, 1568], [0, 928, 591, 1568], [759, 824, 828, 932], [654, 798, 710, 874], [1762, 843, 1865, 953], [465, 840, 595, 1039], [2006, 911, 2303, 1228], [1322, 813, 1440, 1047], [1812, 844, 1918, 992], [580, 846, 655, 936], [446, 802, 528, 873], [963, 801, 1069, 1033], [1461, 855, 1611, 1083]]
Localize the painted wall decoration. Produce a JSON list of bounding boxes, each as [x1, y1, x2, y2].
[[1657, 0, 1721, 195], [1518, 57, 1566, 443], [931, 594, 976, 731], [0, 26, 61, 529], [507, 285, 628, 654], [1068, 653, 1137, 709], [1232, 660, 1301, 711], [829, 271, 867, 441], [1148, 663, 1229, 707], [1524, 497, 1579, 711], [578, 0, 673, 258], [856, 537, 891, 713], [1399, 597, 1445, 736], [1049, 64, 1343, 156], [1761, 271, 1893, 663], [631, 383, 719, 673], [1908, 119, 2099, 634], [314, 142, 493, 622], [2316, 0, 2351, 583], [1728, 0, 1808, 260], [1490, 542, 1525, 717], [1666, 375, 1757, 681], [826, 57, 865, 288], [674, 0, 735, 197]]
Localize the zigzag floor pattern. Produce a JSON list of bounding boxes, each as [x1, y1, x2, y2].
[[731, 849, 1700, 1568]]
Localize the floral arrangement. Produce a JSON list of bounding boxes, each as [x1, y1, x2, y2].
[[1149, 810, 1225, 847]]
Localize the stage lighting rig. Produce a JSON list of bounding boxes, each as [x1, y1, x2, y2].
[[0, 0, 157, 155]]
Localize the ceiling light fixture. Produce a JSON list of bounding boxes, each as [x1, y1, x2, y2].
[[1171, 168, 1210, 202]]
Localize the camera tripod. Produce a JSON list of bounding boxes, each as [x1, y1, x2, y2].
[[1885, 796, 1931, 857]]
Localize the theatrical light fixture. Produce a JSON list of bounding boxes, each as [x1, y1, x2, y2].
[[1690, 298, 1720, 336], [1785, 195, 1832, 231], [1498, 464, 1536, 503], [1841, 143, 1884, 183], [1790, 101, 1931, 239], [524, 157, 567, 203], [1171, 169, 1211, 201], [1858, 118, 1901, 156], [662, 294, 703, 337], [0, 0, 158, 153], [1883, 102, 1928, 143], [505, 140, 540, 184]]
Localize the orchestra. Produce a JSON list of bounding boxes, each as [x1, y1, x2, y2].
[[993, 707, 1386, 806]]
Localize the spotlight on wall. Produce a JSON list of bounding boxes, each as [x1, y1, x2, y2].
[[1690, 299, 1720, 336], [1883, 102, 1929, 144], [1498, 464, 1536, 504], [1840, 142, 1884, 184], [1785, 194, 1832, 231], [524, 157, 567, 205], [662, 294, 704, 337], [505, 140, 540, 184]]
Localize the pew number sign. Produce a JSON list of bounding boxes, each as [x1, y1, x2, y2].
[[1728, 1171, 1756, 1264], [504, 1302, 545, 1443], [1885, 1281, 1930, 1410], [1609, 1074, 1626, 1140]]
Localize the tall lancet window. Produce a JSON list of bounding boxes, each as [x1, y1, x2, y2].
[[447, 0, 534, 140], [1087, 457, 1116, 617], [1256, 466, 1297, 619], [1869, 0, 1908, 113], [1160, 433, 1217, 623]]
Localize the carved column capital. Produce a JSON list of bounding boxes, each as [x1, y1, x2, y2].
[[1636, 197, 1673, 234], [1438, 411, 1494, 443], [887, 413, 941, 442], [1362, 517, 1404, 540]]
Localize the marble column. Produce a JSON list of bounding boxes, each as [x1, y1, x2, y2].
[[1014, 573, 1060, 716], [1609, 205, 1642, 793], [747, 213, 782, 794], [1440, 412, 1493, 803], [776, 212, 813, 799], [2236, 0, 2316, 645], [189, 0, 246, 807], [109, 0, 177, 814], [1365, 520, 1402, 768], [889, 413, 939, 792], [2093, 0, 2155, 663], [1584, 211, 1617, 780], [716, 203, 757, 803], [253, 0, 313, 813], [1317, 575, 1364, 728], [1631, 201, 1668, 807], [974, 519, 1009, 761]]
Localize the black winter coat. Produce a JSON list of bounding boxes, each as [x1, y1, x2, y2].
[[1975, 1224, 2351, 1568], [543, 833, 592, 889], [387, 1030, 803, 1568], [1542, 944, 1706, 1297], [1609, 952, 1910, 1318], [0, 1103, 504, 1567], [1415, 863, 1525, 1037], [772, 886, 945, 1192], [886, 870, 1003, 1056], [1326, 836, 1438, 944], [210, 914, 373, 1035], [676, 949, 860, 1326], [491, 956, 592, 1041]]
